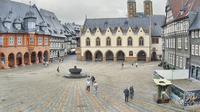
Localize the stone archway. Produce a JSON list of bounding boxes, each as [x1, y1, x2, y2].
[[44, 51, 49, 62], [85, 50, 92, 61], [95, 51, 103, 61], [16, 52, 23, 66], [8, 53, 15, 68], [38, 51, 43, 63], [116, 51, 125, 61], [0, 53, 5, 65], [31, 52, 37, 64], [137, 50, 146, 61], [24, 52, 29, 65], [105, 50, 114, 61]]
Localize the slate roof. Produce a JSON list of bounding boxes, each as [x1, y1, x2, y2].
[[189, 9, 200, 30], [82, 15, 165, 37], [40, 9, 66, 38], [0, 0, 46, 34]]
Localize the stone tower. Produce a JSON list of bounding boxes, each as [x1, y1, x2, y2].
[[144, 0, 153, 16], [127, 0, 136, 18]]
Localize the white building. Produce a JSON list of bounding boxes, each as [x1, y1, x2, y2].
[[77, 16, 165, 62]]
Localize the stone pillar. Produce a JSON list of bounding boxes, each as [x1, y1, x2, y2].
[[114, 57, 117, 62], [103, 57, 106, 62], [14, 57, 17, 68], [5, 59, 9, 69], [92, 56, 95, 62], [21, 57, 25, 66], [29, 55, 32, 65], [36, 56, 39, 64]]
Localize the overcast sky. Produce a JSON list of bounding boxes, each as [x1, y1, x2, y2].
[[12, 0, 167, 25]]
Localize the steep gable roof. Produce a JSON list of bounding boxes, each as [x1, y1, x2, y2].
[[83, 15, 165, 37]]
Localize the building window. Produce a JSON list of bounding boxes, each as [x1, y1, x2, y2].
[[195, 45, 199, 56], [28, 22, 36, 30], [45, 38, 48, 45], [192, 45, 195, 56], [17, 36, 22, 45], [96, 37, 101, 46], [192, 31, 195, 38], [199, 45, 200, 56], [86, 38, 90, 46], [178, 38, 182, 49], [129, 51, 133, 56], [139, 37, 144, 46], [38, 37, 43, 45], [185, 37, 188, 49], [176, 56, 179, 67], [106, 37, 111, 46], [9, 36, 14, 45], [117, 37, 122, 46], [128, 37, 132, 46], [152, 38, 159, 44], [195, 30, 199, 38], [0, 36, 3, 46], [179, 57, 183, 68]]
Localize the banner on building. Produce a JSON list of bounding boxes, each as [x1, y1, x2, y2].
[[0, 37, 3, 46]]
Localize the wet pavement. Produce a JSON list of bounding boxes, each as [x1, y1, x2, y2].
[[0, 56, 188, 112]]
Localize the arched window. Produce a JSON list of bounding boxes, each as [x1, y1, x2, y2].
[[117, 37, 122, 46], [106, 37, 111, 46], [128, 37, 132, 46], [139, 37, 144, 46], [96, 37, 101, 46], [86, 38, 90, 46]]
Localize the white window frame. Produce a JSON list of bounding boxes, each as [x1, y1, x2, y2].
[[180, 57, 183, 68], [30, 36, 34, 44], [195, 45, 199, 56], [192, 31, 195, 38], [185, 37, 188, 49], [17, 36, 22, 45], [178, 38, 182, 49], [45, 38, 48, 45], [9, 36, 14, 46], [192, 45, 195, 56], [38, 37, 43, 45]]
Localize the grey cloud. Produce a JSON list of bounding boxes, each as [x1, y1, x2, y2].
[[12, 0, 167, 25]]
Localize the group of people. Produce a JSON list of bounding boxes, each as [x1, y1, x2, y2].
[[86, 76, 98, 95], [121, 62, 138, 69], [123, 86, 134, 102]]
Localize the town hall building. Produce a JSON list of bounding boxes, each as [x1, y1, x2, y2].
[[77, 0, 165, 62]]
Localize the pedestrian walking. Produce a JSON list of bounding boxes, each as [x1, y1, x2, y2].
[[123, 88, 129, 102], [91, 76, 95, 85], [122, 62, 124, 69], [57, 66, 60, 73], [93, 81, 98, 95], [135, 62, 138, 68], [129, 86, 134, 100], [86, 78, 91, 92]]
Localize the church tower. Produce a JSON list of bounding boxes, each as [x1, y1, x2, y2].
[[144, 0, 153, 16], [127, 0, 136, 18]]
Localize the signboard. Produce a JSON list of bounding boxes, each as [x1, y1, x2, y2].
[[0, 37, 3, 46]]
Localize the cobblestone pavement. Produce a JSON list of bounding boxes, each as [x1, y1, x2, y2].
[[0, 56, 188, 112]]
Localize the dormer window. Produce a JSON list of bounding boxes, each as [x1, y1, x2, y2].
[[28, 22, 36, 30], [14, 23, 22, 30], [4, 22, 11, 29]]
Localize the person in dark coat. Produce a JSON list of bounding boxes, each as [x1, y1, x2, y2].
[[129, 86, 134, 100], [123, 88, 129, 102], [91, 76, 95, 85], [122, 62, 124, 69], [57, 66, 60, 73]]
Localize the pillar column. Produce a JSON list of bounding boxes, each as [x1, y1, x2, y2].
[[92, 56, 95, 62], [14, 57, 17, 68], [114, 57, 117, 62], [103, 57, 106, 62], [29, 54, 32, 65], [21, 57, 25, 66], [5, 59, 9, 69], [36, 56, 39, 64]]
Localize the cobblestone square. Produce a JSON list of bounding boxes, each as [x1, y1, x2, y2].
[[0, 56, 186, 112]]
